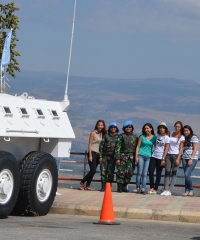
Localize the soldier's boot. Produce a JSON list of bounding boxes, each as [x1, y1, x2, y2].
[[117, 183, 122, 193], [122, 183, 129, 193], [100, 182, 106, 192]]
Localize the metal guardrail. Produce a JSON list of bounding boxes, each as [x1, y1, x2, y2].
[[58, 151, 200, 188]]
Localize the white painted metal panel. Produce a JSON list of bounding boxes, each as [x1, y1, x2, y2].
[[0, 93, 75, 159], [0, 93, 75, 139], [41, 138, 72, 158]]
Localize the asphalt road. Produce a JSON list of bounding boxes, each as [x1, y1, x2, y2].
[[1, 214, 200, 240]]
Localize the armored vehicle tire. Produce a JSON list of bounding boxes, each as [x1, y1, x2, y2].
[[0, 151, 20, 218], [14, 151, 58, 216], [11, 151, 37, 216]]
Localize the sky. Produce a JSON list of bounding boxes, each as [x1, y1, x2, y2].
[[2, 0, 200, 83]]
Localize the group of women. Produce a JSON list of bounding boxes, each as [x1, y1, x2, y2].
[[79, 120, 199, 196]]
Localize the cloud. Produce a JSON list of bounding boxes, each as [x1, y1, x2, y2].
[[3, 0, 200, 43], [78, 0, 200, 43]]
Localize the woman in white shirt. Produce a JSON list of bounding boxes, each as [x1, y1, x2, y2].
[[182, 125, 199, 197], [148, 122, 170, 194], [161, 121, 185, 196]]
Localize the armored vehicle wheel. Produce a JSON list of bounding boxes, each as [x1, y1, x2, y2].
[[11, 151, 36, 215], [0, 151, 20, 218], [13, 151, 58, 216]]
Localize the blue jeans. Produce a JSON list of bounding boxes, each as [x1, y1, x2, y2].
[[182, 158, 198, 192], [55, 158, 61, 175], [136, 154, 150, 190]]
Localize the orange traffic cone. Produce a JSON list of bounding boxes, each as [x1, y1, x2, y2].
[[93, 182, 120, 225]]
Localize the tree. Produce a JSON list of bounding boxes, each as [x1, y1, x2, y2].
[[0, 1, 20, 78]]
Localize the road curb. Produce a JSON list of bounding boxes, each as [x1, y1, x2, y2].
[[49, 203, 200, 223]]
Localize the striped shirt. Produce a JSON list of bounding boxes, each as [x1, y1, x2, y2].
[[182, 135, 199, 160]]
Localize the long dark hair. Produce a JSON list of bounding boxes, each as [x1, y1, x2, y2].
[[183, 125, 194, 147], [94, 120, 107, 137], [142, 123, 155, 135], [174, 121, 183, 135]]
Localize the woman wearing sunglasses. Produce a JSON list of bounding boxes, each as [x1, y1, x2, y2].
[[148, 122, 170, 194], [99, 122, 119, 191]]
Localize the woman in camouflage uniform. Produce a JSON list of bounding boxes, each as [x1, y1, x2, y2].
[[99, 122, 119, 191], [114, 121, 138, 193]]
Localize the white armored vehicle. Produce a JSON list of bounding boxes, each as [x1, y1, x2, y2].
[[0, 0, 76, 218], [0, 92, 75, 217], [0, 1, 77, 217]]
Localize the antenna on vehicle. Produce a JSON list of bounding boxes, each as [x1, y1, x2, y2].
[[63, 0, 77, 102]]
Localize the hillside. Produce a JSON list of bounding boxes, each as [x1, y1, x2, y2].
[[7, 70, 200, 151]]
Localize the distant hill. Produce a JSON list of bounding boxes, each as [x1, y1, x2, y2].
[[6, 70, 200, 152]]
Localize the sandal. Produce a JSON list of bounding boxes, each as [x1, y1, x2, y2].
[[79, 182, 85, 190], [182, 192, 189, 196], [188, 191, 194, 197], [148, 189, 156, 194], [84, 186, 95, 191]]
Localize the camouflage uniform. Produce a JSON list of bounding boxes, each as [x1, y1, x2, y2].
[[99, 133, 119, 183], [114, 132, 138, 184]]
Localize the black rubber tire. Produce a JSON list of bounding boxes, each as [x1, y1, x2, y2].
[[11, 151, 36, 216], [0, 151, 20, 218], [12, 151, 58, 216]]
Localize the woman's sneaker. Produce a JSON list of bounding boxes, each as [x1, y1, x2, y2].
[[140, 188, 146, 195], [160, 190, 167, 196], [164, 191, 172, 196], [133, 188, 140, 193]]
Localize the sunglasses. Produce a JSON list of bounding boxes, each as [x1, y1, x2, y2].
[[125, 126, 132, 128], [110, 126, 117, 128]]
